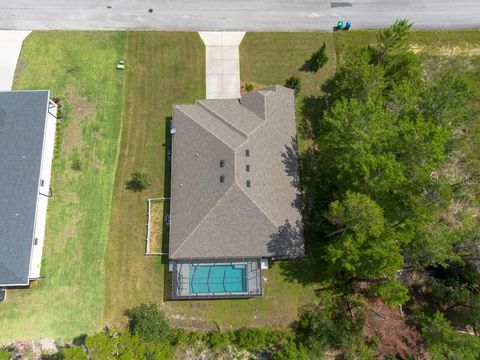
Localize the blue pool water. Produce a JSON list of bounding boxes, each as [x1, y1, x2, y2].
[[189, 264, 246, 294]]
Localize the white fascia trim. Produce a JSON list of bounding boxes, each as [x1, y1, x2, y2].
[[27, 91, 57, 281]]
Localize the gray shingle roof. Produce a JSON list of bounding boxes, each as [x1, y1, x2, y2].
[[0, 91, 50, 286], [169, 86, 304, 259]]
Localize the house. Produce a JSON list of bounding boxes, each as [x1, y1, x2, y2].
[[169, 85, 304, 299], [0, 91, 57, 300]]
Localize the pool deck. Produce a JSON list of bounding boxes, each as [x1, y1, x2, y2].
[[172, 258, 262, 299]]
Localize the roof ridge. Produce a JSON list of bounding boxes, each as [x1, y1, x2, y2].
[[171, 183, 236, 258], [235, 180, 279, 228], [176, 106, 245, 150], [196, 101, 250, 137]]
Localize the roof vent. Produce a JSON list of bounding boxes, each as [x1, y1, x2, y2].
[[246, 149, 250, 157], [195, 153, 200, 160], [220, 175, 225, 183], [246, 180, 251, 187], [220, 160, 225, 168]]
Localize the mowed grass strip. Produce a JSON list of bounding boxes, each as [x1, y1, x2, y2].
[[240, 32, 336, 95], [240, 32, 336, 151], [147, 200, 169, 254], [0, 32, 127, 341], [105, 32, 324, 331], [103, 32, 205, 326]]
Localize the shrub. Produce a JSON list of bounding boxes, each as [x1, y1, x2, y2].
[[307, 42, 328, 72], [265, 330, 295, 346], [370, 279, 410, 307], [66, 65, 80, 74], [174, 329, 204, 346], [124, 303, 175, 343], [71, 158, 81, 171], [85, 330, 171, 360], [57, 104, 64, 119], [0, 349, 10, 360], [54, 123, 63, 158], [285, 76, 301, 97], [62, 347, 88, 360], [274, 342, 309, 360], [125, 171, 152, 192], [295, 300, 367, 358], [233, 328, 267, 351], [245, 83, 254, 92], [207, 331, 232, 349], [421, 312, 480, 360]]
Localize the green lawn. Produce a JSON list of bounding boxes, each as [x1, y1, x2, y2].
[[103, 32, 206, 326], [240, 32, 336, 96], [241, 32, 337, 151], [3, 29, 478, 341], [103, 32, 329, 330], [0, 32, 127, 342]]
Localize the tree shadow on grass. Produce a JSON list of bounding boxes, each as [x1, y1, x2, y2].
[[299, 59, 315, 73], [163, 117, 173, 301], [277, 256, 322, 286], [267, 219, 324, 287], [298, 95, 329, 141], [125, 179, 144, 192], [272, 134, 332, 286], [276, 141, 340, 286], [72, 333, 87, 346]]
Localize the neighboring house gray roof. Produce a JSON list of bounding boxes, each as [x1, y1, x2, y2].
[[0, 91, 50, 286], [169, 85, 304, 259]]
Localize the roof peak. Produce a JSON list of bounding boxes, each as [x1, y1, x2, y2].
[[170, 85, 303, 259]]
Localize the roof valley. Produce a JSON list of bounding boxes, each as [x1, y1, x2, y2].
[[177, 107, 245, 150], [170, 86, 304, 259]]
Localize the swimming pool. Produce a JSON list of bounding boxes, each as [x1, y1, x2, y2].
[[189, 264, 246, 294]]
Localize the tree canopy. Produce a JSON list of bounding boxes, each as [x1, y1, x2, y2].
[[301, 19, 480, 310]]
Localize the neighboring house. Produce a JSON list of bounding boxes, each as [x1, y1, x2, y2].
[[0, 91, 57, 300], [169, 85, 304, 299]]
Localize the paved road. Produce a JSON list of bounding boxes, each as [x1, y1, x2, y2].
[[0, 0, 479, 31]]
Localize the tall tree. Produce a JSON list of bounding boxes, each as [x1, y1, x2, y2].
[[323, 192, 403, 282], [369, 18, 412, 66]]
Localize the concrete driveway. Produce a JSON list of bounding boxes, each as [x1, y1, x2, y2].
[[0, 31, 30, 90], [199, 32, 245, 100], [0, 0, 479, 31]]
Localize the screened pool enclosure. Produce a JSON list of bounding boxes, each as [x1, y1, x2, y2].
[[171, 258, 262, 299]]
